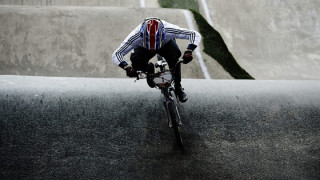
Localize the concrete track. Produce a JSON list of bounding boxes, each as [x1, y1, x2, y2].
[[1, 76, 320, 179], [0, 0, 159, 8], [200, 0, 320, 80], [0, 5, 231, 79], [1, 1, 319, 179]]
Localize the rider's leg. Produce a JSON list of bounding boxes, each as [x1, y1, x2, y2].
[[130, 46, 156, 87], [158, 39, 188, 102], [158, 39, 181, 83], [130, 46, 155, 72]]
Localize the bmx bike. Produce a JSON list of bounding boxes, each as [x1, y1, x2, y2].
[[135, 55, 184, 148]]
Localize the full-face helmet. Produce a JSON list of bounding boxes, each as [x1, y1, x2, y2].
[[140, 18, 165, 51]]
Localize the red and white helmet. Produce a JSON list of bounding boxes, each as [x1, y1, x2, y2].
[[140, 18, 166, 51]]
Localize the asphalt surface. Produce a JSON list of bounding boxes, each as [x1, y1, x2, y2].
[[1, 76, 320, 179]]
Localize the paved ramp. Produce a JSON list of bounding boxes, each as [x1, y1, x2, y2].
[[1, 76, 319, 179], [0, 5, 231, 79], [200, 0, 320, 79]]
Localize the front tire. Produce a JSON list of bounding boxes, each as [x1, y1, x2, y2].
[[167, 101, 183, 148]]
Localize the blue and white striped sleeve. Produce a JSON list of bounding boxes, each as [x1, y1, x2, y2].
[[163, 21, 201, 50], [112, 25, 141, 67]]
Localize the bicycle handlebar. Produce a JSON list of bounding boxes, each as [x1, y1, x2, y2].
[[175, 60, 184, 68], [135, 59, 183, 82], [136, 71, 147, 80]]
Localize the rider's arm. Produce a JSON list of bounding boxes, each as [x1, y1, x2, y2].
[[112, 24, 142, 69], [162, 20, 201, 51]]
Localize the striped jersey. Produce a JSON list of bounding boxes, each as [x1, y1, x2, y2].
[[112, 20, 201, 66]]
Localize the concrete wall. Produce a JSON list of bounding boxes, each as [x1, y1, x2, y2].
[[0, 0, 159, 8], [0, 6, 231, 79], [2, 0, 319, 80], [0, 6, 193, 78], [200, 0, 320, 79], [1, 76, 320, 179]]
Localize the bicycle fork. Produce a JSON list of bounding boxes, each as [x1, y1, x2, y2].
[[163, 89, 182, 128]]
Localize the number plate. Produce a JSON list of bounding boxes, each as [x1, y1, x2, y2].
[[153, 71, 172, 86]]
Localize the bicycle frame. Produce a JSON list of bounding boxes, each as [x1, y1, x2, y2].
[[135, 56, 184, 148], [162, 86, 182, 128], [136, 58, 183, 128]]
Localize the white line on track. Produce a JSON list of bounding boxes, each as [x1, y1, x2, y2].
[[183, 10, 211, 79], [200, 0, 213, 26], [140, 0, 145, 8]]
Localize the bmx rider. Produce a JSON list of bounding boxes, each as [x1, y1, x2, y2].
[[112, 17, 201, 102]]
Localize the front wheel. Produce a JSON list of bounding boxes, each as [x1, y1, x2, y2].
[[167, 101, 183, 148]]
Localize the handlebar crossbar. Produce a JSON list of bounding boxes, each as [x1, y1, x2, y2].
[[135, 59, 183, 82]]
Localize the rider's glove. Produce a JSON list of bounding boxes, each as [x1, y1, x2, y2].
[[125, 66, 137, 77], [182, 50, 193, 64]]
